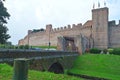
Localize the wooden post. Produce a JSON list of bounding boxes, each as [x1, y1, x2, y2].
[[13, 58, 29, 80]]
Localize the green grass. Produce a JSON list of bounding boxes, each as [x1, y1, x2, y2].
[[31, 46, 57, 49], [68, 54, 120, 80], [0, 63, 82, 80], [1, 54, 120, 80]]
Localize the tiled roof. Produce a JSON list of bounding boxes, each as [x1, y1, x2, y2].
[[83, 20, 92, 27]]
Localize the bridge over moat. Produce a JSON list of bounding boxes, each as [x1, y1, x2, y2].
[[0, 49, 79, 73]]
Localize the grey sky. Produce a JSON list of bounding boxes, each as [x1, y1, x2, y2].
[[4, 0, 120, 45]]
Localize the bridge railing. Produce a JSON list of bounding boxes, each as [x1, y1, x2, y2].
[[0, 49, 79, 62]]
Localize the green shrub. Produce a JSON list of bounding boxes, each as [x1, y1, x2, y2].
[[90, 48, 101, 54], [0, 44, 5, 48], [108, 48, 113, 54], [24, 45, 29, 49], [19, 45, 25, 49], [0, 44, 15, 49], [14, 46, 19, 49], [111, 48, 120, 55], [9, 45, 15, 49], [103, 49, 108, 54], [18, 45, 29, 49]]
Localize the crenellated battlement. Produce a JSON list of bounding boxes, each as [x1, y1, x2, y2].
[[52, 23, 82, 32], [119, 20, 120, 25], [27, 22, 91, 35], [109, 20, 120, 27], [109, 20, 116, 26]]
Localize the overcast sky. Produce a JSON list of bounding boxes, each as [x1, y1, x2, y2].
[[4, 0, 120, 45]]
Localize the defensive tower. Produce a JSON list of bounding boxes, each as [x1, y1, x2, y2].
[[92, 7, 109, 49]]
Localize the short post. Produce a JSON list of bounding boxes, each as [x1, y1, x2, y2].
[[13, 58, 29, 80]]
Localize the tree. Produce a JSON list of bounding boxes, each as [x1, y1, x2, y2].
[[32, 28, 45, 33], [0, 24, 10, 44], [40, 28, 45, 31], [0, 0, 10, 44], [0, 0, 10, 24]]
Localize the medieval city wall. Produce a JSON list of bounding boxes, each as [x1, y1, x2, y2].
[[18, 21, 92, 46], [18, 7, 120, 51], [29, 31, 47, 46], [108, 20, 120, 48], [80, 27, 92, 38]]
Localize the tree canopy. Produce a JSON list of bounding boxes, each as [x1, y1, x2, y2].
[[32, 28, 45, 33], [0, 0, 10, 44], [0, 24, 10, 44], [0, 0, 10, 24]]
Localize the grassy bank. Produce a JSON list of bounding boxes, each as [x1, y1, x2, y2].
[[68, 54, 120, 80], [0, 64, 82, 80], [31, 46, 57, 49]]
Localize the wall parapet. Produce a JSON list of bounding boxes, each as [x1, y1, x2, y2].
[[52, 23, 82, 32], [109, 20, 120, 27], [27, 23, 83, 34]]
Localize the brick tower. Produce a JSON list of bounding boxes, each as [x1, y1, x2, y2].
[[92, 7, 109, 49]]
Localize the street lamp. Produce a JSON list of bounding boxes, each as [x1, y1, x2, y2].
[[48, 29, 51, 49]]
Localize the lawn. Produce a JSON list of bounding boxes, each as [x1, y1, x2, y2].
[[68, 54, 120, 80], [0, 63, 82, 80], [1, 54, 120, 80], [31, 46, 57, 49]]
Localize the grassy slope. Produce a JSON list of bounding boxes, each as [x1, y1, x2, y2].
[[32, 46, 57, 49], [68, 54, 120, 80], [0, 64, 82, 80]]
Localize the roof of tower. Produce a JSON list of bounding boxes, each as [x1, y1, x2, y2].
[[83, 20, 92, 27]]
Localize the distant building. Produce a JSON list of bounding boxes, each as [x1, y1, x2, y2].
[[18, 7, 120, 50]]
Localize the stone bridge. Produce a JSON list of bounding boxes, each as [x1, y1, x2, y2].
[[0, 49, 79, 73]]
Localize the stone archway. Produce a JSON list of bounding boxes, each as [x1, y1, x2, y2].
[[48, 62, 64, 74], [57, 36, 77, 51]]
